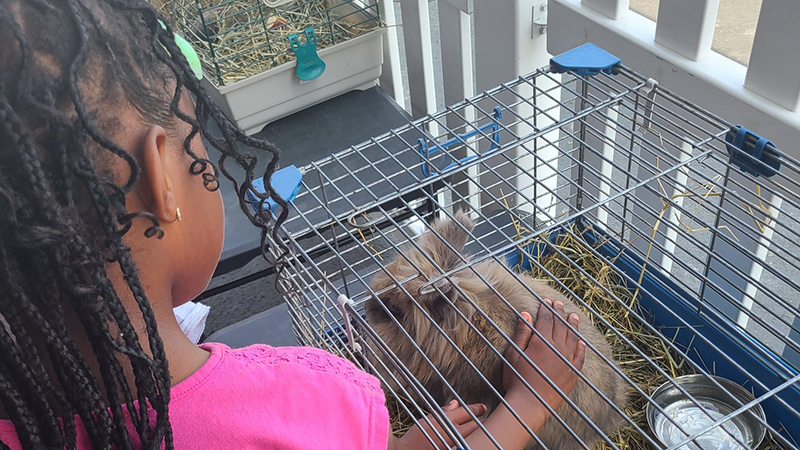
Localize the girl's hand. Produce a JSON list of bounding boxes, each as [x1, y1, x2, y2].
[[391, 401, 486, 450], [502, 299, 586, 419]]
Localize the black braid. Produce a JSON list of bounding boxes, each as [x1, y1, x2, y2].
[[0, 0, 293, 449]]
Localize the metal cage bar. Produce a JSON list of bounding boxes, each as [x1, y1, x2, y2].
[[268, 62, 800, 449]]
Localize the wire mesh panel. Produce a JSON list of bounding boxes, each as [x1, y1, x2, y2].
[[267, 51, 800, 449], [163, 0, 381, 85]]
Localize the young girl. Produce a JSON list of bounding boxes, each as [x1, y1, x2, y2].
[[0, 1, 586, 449]]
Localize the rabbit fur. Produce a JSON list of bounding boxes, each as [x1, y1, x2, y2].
[[365, 211, 628, 449]]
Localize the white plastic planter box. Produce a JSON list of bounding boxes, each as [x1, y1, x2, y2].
[[204, 28, 386, 135]]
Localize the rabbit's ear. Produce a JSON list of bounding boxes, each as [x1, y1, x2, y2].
[[422, 211, 476, 271], [431, 210, 475, 253]]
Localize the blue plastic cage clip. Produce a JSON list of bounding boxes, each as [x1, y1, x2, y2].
[[550, 43, 621, 76], [724, 126, 781, 178], [417, 107, 503, 178], [246, 165, 303, 214], [288, 28, 326, 81]]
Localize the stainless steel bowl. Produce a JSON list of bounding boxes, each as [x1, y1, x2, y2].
[[646, 375, 766, 450]]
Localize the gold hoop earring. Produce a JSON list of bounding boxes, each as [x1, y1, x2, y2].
[[176, 207, 182, 222]]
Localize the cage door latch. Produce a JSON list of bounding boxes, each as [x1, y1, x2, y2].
[[725, 126, 782, 178], [640, 78, 659, 131], [417, 106, 503, 178]]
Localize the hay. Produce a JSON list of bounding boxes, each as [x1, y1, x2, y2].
[[386, 394, 417, 438], [154, 0, 380, 86]]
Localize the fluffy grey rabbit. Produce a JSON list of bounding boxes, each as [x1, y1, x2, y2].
[[365, 211, 628, 449]]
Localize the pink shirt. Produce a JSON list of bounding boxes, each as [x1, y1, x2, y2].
[[0, 343, 390, 449]]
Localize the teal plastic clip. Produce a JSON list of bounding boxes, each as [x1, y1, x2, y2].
[[288, 28, 326, 81]]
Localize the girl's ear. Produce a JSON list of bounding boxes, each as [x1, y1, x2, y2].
[[139, 126, 179, 223]]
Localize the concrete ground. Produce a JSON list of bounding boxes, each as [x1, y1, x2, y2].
[[629, 0, 761, 66]]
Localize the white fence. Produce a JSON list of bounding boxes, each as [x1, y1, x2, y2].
[[380, 0, 799, 156]]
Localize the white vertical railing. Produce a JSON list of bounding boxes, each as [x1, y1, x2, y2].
[[744, 0, 800, 112], [654, 0, 719, 61], [437, 0, 479, 212], [595, 105, 619, 231], [397, 0, 438, 121], [659, 142, 691, 278], [378, 0, 406, 105], [582, 0, 629, 20]]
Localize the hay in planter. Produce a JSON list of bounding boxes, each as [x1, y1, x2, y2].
[[154, 0, 380, 86]]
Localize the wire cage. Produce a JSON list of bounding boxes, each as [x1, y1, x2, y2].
[[265, 45, 800, 449], [162, 0, 381, 86]]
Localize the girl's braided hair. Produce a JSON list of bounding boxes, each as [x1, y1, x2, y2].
[[0, 0, 291, 448]]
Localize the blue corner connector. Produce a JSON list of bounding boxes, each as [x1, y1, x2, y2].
[[550, 43, 621, 76], [247, 165, 303, 214], [725, 126, 781, 178]]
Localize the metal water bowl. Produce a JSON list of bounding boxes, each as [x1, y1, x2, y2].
[[647, 375, 766, 450]]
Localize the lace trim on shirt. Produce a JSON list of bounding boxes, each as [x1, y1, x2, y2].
[[230, 345, 384, 395]]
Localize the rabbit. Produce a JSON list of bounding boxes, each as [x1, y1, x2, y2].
[[365, 211, 629, 450]]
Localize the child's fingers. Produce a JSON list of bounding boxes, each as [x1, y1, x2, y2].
[[455, 417, 481, 438], [567, 313, 581, 349], [551, 301, 568, 345], [573, 341, 587, 371], [445, 403, 487, 425], [534, 299, 555, 340], [505, 311, 533, 364], [442, 399, 458, 411]]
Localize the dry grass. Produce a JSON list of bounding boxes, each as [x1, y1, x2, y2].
[[154, 0, 380, 85], [387, 394, 417, 438]]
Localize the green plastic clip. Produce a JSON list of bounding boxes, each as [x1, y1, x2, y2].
[[288, 28, 326, 82], [158, 20, 203, 81]]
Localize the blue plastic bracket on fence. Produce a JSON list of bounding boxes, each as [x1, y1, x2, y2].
[[417, 106, 503, 178], [725, 125, 782, 178]]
